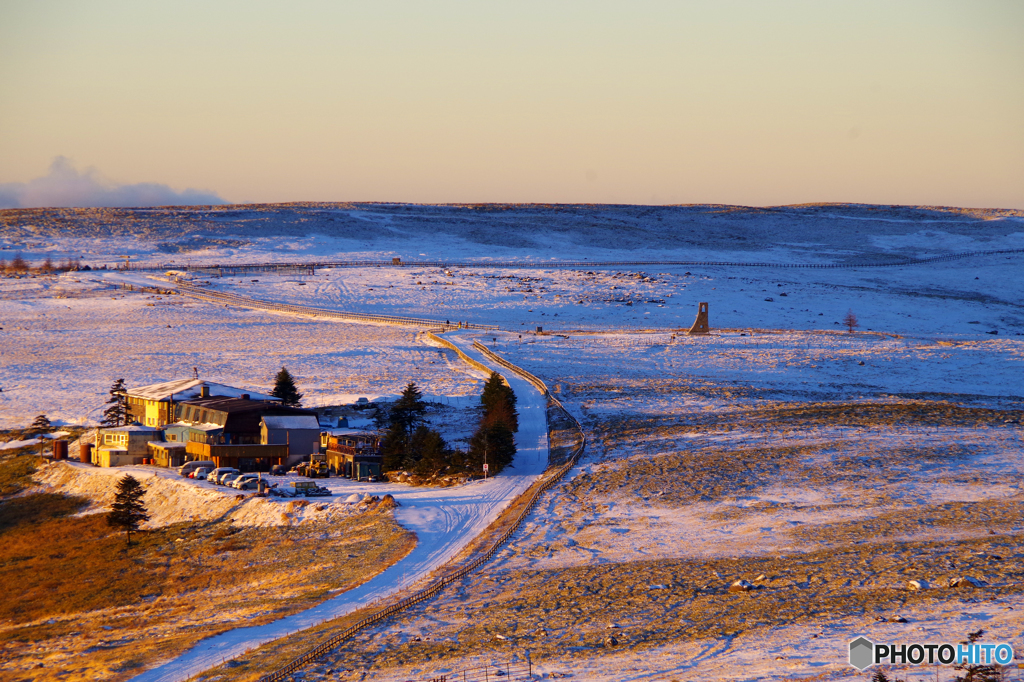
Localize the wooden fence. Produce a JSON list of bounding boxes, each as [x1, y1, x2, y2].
[[132, 247, 1024, 275], [159, 279, 498, 331]]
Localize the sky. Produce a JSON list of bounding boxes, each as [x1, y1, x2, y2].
[[0, 0, 1022, 209]]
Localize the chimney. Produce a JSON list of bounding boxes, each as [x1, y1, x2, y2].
[[200, 385, 210, 398]]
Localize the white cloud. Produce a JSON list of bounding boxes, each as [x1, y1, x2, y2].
[[0, 157, 227, 209]]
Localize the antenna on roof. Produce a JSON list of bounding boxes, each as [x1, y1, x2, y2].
[[192, 366, 199, 380]]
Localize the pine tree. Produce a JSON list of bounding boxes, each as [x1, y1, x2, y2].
[[381, 383, 427, 472], [481, 372, 518, 432], [413, 427, 452, 476], [107, 475, 149, 546], [272, 367, 303, 406], [102, 378, 129, 426], [468, 418, 516, 476], [10, 253, 28, 273], [391, 383, 426, 434], [30, 414, 52, 435]]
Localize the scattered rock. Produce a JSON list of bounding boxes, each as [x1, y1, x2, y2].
[[858, 361, 865, 365], [729, 579, 754, 592], [764, 297, 774, 302], [345, 493, 362, 504], [907, 579, 929, 591], [890, 615, 908, 623], [604, 635, 619, 647], [754, 574, 768, 582], [606, 623, 620, 629], [950, 576, 986, 589]]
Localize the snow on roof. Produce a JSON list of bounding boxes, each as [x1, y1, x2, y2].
[[103, 424, 162, 433], [126, 379, 278, 402], [324, 428, 377, 437], [261, 415, 320, 430], [149, 441, 186, 448]]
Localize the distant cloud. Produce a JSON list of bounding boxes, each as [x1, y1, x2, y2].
[[0, 156, 227, 209]]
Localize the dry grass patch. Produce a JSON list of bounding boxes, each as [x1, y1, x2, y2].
[[0, 454, 415, 682]]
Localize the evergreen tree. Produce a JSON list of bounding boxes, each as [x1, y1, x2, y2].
[[102, 378, 129, 426], [480, 372, 518, 432], [467, 420, 516, 476], [380, 383, 427, 472], [30, 414, 52, 435], [391, 383, 426, 434], [381, 422, 409, 471], [107, 475, 149, 546], [10, 253, 27, 273], [413, 427, 452, 476], [272, 367, 303, 406]]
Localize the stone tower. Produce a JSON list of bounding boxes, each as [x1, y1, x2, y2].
[[687, 302, 709, 334]]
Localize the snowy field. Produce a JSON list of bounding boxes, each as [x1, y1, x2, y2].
[[2, 202, 1024, 681]]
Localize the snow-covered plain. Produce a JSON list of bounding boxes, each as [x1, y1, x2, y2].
[[3, 202, 1024, 682]]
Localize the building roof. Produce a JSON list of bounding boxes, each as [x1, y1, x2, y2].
[[102, 424, 163, 433], [126, 379, 278, 402], [148, 441, 187, 448], [261, 415, 320, 430], [180, 396, 298, 416]]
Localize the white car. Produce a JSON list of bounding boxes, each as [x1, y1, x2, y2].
[[232, 473, 262, 490], [208, 467, 239, 485], [192, 467, 211, 480]]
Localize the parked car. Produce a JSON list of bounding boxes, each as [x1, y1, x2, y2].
[[216, 471, 240, 485], [270, 464, 289, 476], [179, 460, 216, 478], [220, 472, 244, 487], [192, 467, 211, 480], [208, 467, 239, 485], [232, 473, 261, 490]]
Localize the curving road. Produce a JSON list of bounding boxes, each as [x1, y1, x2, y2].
[[131, 332, 549, 682]]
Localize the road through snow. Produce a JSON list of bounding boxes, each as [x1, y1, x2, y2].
[[131, 332, 549, 682]]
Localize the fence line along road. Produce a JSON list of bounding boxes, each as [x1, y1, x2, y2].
[[124, 247, 1024, 275], [157, 279, 498, 331], [255, 335, 585, 682]]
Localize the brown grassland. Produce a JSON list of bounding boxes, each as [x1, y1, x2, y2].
[[0, 450, 415, 682]]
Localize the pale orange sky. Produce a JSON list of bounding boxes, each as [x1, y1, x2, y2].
[[1, 0, 1022, 208]]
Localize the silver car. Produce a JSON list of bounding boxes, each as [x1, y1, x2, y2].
[[232, 473, 261, 490]]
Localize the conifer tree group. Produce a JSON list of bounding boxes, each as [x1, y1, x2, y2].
[[378, 375, 518, 480]]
